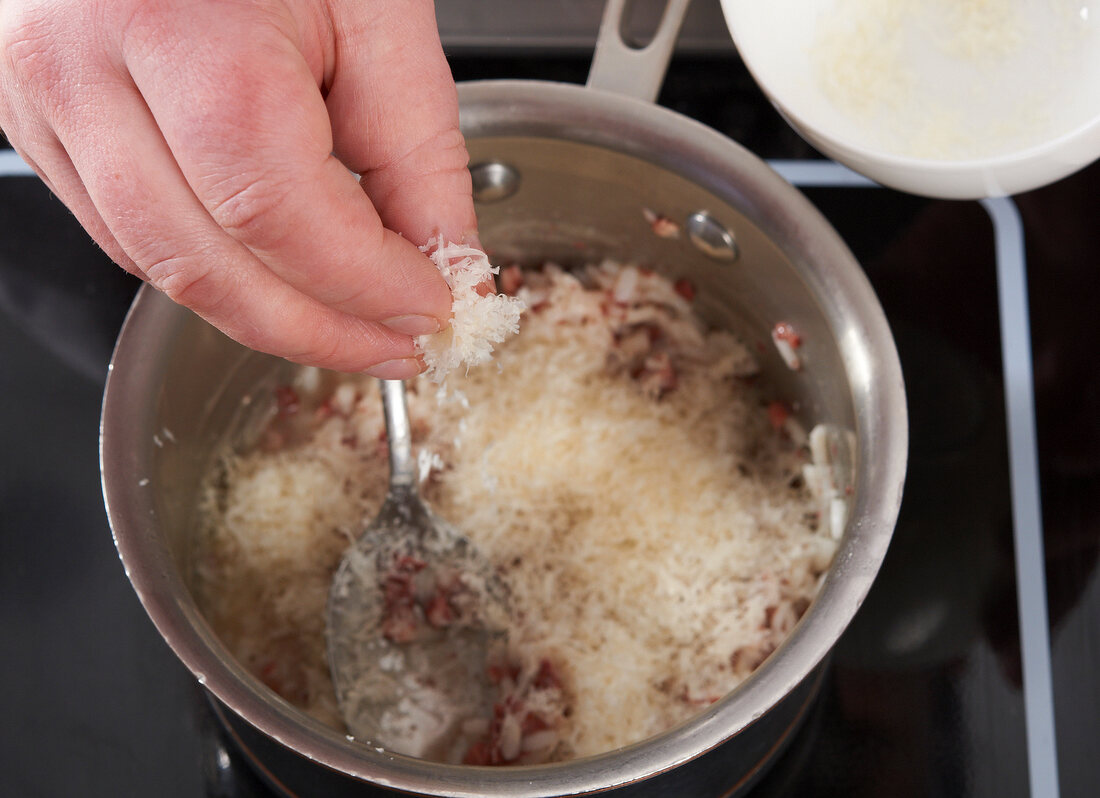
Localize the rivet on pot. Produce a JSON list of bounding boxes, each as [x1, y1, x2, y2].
[[470, 161, 520, 203], [686, 211, 739, 262]]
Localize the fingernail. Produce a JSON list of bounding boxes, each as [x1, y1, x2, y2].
[[380, 314, 442, 336], [364, 357, 424, 380], [462, 230, 484, 251]]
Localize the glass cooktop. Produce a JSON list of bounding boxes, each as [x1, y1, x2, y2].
[[1, 49, 1096, 798]]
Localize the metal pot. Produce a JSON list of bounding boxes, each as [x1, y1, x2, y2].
[[100, 2, 906, 795]]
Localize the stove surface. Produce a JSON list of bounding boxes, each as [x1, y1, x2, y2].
[[1, 44, 1097, 798]]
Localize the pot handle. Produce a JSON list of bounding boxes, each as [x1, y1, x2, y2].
[[586, 0, 693, 103]]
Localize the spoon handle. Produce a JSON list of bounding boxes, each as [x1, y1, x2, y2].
[[379, 379, 416, 490]]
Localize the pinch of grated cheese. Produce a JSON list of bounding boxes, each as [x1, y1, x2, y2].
[[807, 0, 1052, 160], [415, 237, 525, 382], [195, 261, 843, 761]]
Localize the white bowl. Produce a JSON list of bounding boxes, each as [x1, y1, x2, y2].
[[721, 0, 1100, 198]]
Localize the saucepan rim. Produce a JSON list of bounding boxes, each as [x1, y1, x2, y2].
[[101, 78, 906, 797]]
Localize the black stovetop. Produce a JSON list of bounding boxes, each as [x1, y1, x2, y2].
[[1, 49, 1097, 798]]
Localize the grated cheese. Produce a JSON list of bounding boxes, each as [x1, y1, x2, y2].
[[415, 237, 525, 383], [194, 261, 844, 762], [805, 0, 1096, 159]]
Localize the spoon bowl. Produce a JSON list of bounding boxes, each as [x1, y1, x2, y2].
[[326, 379, 507, 761]]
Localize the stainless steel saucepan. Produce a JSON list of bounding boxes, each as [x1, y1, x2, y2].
[[101, 1, 906, 795]]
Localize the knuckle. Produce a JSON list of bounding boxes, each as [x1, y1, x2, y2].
[[402, 126, 471, 180], [371, 126, 472, 204], [142, 252, 229, 314], [2, 5, 65, 91], [1, 3, 119, 131], [289, 326, 345, 369], [206, 172, 296, 248]]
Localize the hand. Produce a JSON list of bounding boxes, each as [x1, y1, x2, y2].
[[0, 0, 476, 377]]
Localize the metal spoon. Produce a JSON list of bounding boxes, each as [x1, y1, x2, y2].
[[326, 379, 507, 761]]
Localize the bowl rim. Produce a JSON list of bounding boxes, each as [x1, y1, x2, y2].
[[718, 0, 1100, 198]]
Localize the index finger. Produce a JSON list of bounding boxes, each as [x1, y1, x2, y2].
[[120, 1, 454, 328]]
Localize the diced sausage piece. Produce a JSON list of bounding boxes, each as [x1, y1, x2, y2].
[[499, 265, 524, 296], [643, 207, 681, 238], [767, 401, 791, 431], [771, 322, 802, 370], [638, 352, 678, 398], [533, 659, 562, 690], [462, 741, 494, 765], [673, 278, 695, 301], [381, 602, 419, 643], [425, 591, 454, 628], [275, 385, 300, 417]]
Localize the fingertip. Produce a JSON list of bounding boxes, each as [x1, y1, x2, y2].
[[406, 249, 456, 326], [380, 314, 443, 337], [363, 356, 425, 380], [461, 229, 483, 253], [431, 198, 480, 253], [349, 228, 454, 326]]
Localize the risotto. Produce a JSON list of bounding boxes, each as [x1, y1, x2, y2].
[[193, 259, 844, 765]]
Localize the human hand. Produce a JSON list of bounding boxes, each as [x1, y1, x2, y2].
[[0, 0, 475, 377]]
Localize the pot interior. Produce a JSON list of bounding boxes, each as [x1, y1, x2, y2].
[[466, 133, 858, 437], [102, 81, 905, 797]]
